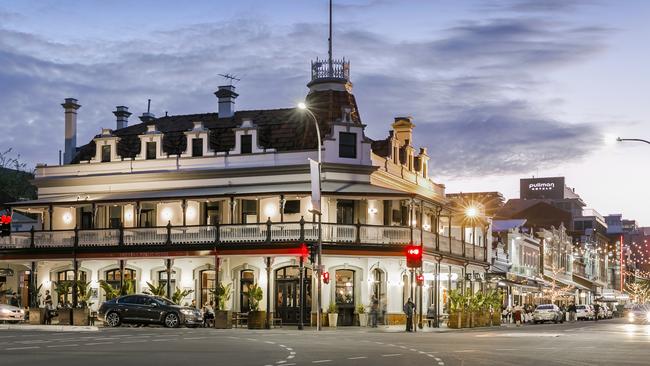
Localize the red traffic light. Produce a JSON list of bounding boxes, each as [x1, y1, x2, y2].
[[322, 271, 330, 284], [0, 215, 11, 225], [405, 244, 423, 268], [299, 243, 308, 258], [416, 273, 424, 286]]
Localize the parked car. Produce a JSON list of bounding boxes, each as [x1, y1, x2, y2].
[[0, 303, 25, 323], [533, 304, 564, 324], [98, 294, 202, 328], [627, 304, 650, 324], [576, 304, 594, 320]]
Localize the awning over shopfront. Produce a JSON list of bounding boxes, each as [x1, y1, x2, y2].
[[543, 274, 590, 291], [8, 181, 411, 207]]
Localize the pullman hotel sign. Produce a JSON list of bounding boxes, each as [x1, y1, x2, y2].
[[520, 177, 565, 200]]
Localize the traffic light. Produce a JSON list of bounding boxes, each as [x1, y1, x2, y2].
[[416, 273, 424, 286], [322, 271, 330, 284], [299, 243, 309, 259], [308, 243, 318, 264], [0, 214, 11, 237], [405, 244, 422, 268]]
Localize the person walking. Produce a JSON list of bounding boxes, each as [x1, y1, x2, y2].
[[403, 297, 416, 332], [593, 303, 600, 322], [10, 292, 19, 307], [514, 304, 523, 327], [43, 290, 53, 325], [370, 298, 379, 328], [568, 302, 577, 322]]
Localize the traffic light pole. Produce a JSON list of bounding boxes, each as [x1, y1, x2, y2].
[[316, 212, 322, 331]]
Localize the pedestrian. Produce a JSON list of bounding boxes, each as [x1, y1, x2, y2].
[[514, 304, 523, 327], [43, 290, 53, 325], [568, 302, 577, 322], [370, 298, 379, 328], [593, 303, 600, 322], [403, 297, 416, 332], [10, 292, 19, 307], [191, 299, 197, 309]]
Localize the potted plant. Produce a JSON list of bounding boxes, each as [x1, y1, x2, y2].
[[357, 304, 368, 327], [327, 302, 338, 328], [212, 282, 232, 329], [172, 288, 194, 305], [246, 283, 266, 329], [53, 281, 73, 325], [73, 281, 93, 326], [143, 282, 167, 297], [447, 290, 465, 329], [28, 283, 45, 325]]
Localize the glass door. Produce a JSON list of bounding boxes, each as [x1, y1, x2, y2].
[[335, 269, 355, 326]]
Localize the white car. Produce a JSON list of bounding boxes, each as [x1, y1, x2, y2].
[[575, 305, 594, 320], [533, 304, 564, 324], [0, 304, 25, 323]]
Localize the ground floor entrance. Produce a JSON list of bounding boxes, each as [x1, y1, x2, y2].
[[275, 265, 311, 325]]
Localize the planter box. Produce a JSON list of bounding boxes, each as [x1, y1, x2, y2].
[[247, 311, 267, 329], [328, 313, 338, 328], [447, 312, 465, 329], [57, 309, 73, 325], [358, 313, 368, 327], [214, 310, 232, 329], [491, 312, 501, 326], [73, 309, 90, 326], [29, 308, 46, 325]]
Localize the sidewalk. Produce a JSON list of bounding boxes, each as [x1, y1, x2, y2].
[[0, 324, 99, 332]]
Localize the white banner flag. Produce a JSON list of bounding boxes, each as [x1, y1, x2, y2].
[[309, 158, 321, 214]]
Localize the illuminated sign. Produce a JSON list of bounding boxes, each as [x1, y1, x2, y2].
[[520, 177, 565, 199]]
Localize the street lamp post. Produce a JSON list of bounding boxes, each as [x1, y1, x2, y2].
[[298, 102, 323, 331], [616, 137, 650, 145]]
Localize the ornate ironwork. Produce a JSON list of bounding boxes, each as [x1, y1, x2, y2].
[[310, 57, 350, 81]]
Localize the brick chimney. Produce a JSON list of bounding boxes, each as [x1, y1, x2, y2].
[[62, 98, 81, 164], [215, 85, 238, 118], [113, 106, 131, 129]]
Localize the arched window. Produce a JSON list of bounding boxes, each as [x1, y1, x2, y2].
[[199, 270, 215, 307], [105, 268, 136, 292], [56, 270, 87, 305]]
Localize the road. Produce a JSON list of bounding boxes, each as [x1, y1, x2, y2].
[[0, 319, 648, 365]]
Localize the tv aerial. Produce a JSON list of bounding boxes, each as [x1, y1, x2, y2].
[[218, 73, 241, 86]]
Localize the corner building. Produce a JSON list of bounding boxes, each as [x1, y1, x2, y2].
[[0, 58, 490, 326]]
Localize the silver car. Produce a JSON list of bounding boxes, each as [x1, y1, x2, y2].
[[0, 304, 25, 323], [533, 304, 564, 324]]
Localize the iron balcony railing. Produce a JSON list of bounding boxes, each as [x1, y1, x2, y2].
[[0, 219, 488, 262]]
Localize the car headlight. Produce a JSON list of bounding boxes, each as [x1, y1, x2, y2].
[[180, 309, 194, 315], [0, 308, 11, 314]]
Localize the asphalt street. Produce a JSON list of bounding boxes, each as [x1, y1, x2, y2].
[[0, 319, 648, 366]]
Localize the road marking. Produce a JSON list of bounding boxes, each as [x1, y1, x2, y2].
[[454, 350, 477, 353], [47, 344, 79, 348], [265, 341, 276, 344], [410, 348, 417, 351], [348, 356, 367, 360], [17, 340, 51, 344], [86, 342, 113, 346], [183, 337, 206, 340], [495, 348, 518, 351], [312, 360, 332, 363], [537, 347, 554, 350], [5, 346, 39, 350], [287, 355, 294, 359], [286, 347, 293, 351], [438, 362, 444, 365], [152, 339, 175, 342], [382, 354, 401, 357]]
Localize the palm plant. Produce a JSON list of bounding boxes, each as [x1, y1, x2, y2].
[[75, 281, 94, 309], [54, 281, 73, 308], [209, 282, 231, 310], [244, 283, 264, 311], [172, 288, 194, 305], [29, 283, 43, 308], [143, 282, 167, 297], [99, 280, 120, 300]]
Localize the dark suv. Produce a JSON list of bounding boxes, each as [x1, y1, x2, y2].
[[98, 294, 202, 328]]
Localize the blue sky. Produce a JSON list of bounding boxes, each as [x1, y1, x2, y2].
[[0, 0, 648, 225]]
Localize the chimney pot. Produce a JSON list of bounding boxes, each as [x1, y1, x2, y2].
[[215, 85, 238, 118], [113, 106, 131, 129]]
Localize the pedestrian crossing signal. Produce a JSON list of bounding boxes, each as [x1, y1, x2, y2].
[[0, 214, 11, 237], [416, 273, 424, 286], [322, 271, 330, 284]]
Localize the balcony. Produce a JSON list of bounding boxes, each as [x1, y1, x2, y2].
[[0, 221, 487, 263]]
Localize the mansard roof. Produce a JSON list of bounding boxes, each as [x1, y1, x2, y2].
[[71, 89, 364, 164]]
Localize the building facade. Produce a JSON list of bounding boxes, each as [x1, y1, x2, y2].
[[0, 58, 490, 325]]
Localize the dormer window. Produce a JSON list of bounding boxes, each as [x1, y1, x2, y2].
[[101, 145, 111, 163], [339, 132, 357, 159], [241, 135, 252, 154], [192, 138, 203, 157], [146, 142, 157, 160]]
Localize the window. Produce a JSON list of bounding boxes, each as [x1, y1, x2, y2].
[[383, 200, 391, 226], [158, 270, 177, 297], [101, 145, 111, 162], [105, 268, 136, 292], [241, 135, 252, 154], [56, 270, 87, 305], [200, 270, 215, 307], [204, 202, 220, 225], [402, 273, 410, 305], [109, 205, 122, 229], [335, 269, 354, 305], [336, 200, 355, 225], [192, 138, 203, 157], [339, 132, 357, 159], [283, 200, 300, 214], [241, 199, 257, 223], [146, 141, 157, 160]]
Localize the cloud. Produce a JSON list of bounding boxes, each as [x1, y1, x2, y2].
[[0, 8, 613, 178], [480, 0, 600, 13]]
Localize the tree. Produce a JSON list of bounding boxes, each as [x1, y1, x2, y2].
[[625, 281, 649, 304], [543, 265, 574, 303], [0, 149, 37, 205]]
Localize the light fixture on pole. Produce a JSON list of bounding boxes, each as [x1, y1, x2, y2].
[[616, 137, 650, 145], [299, 101, 323, 331]]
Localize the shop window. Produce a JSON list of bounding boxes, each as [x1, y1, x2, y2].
[[146, 141, 157, 160], [105, 268, 136, 292], [56, 270, 87, 305], [241, 135, 252, 154], [339, 132, 357, 159], [335, 269, 355, 305], [192, 138, 203, 157], [101, 145, 111, 162], [158, 270, 177, 297], [240, 270, 255, 312]]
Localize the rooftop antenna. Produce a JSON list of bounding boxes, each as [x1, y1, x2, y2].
[[218, 73, 241, 86], [328, 0, 333, 76], [147, 99, 151, 113]]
